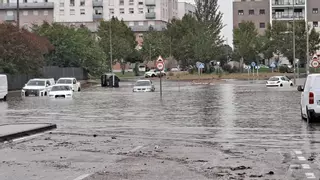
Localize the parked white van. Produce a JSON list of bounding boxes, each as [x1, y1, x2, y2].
[[0, 75, 8, 101], [298, 74, 320, 122]]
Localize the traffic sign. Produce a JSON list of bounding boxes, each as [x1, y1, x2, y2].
[[251, 62, 256, 67], [270, 62, 276, 68], [196, 62, 203, 69], [156, 61, 164, 71], [311, 59, 319, 68], [255, 66, 260, 70], [198, 63, 204, 69], [157, 56, 164, 62]]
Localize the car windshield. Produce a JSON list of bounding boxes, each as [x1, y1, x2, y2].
[[57, 79, 72, 84], [51, 86, 71, 91], [27, 80, 45, 86], [135, 81, 151, 86], [269, 77, 279, 81]]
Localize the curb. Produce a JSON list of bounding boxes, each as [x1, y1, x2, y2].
[[0, 123, 57, 143]]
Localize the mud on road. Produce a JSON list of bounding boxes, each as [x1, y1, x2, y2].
[[0, 79, 320, 180]]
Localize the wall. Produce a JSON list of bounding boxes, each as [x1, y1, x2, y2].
[[6, 66, 88, 90]]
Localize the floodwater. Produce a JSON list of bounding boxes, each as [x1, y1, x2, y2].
[[0, 78, 319, 180]]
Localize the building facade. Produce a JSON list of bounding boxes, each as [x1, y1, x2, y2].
[[233, 0, 320, 34], [0, 0, 54, 29], [177, 2, 195, 19]]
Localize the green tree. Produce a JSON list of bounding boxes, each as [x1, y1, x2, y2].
[[97, 17, 136, 71], [233, 21, 260, 64], [0, 23, 53, 74], [33, 22, 107, 75]]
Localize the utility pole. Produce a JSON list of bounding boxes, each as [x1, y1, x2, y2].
[[306, 9, 310, 75], [109, 14, 114, 87], [149, 44, 152, 62], [16, 0, 20, 30], [292, 0, 296, 85]]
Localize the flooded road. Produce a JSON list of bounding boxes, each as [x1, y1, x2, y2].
[[0, 78, 319, 180]]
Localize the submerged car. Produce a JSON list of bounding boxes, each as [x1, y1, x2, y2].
[[266, 76, 293, 87], [133, 80, 155, 92], [49, 85, 73, 98], [22, 78, 55, 96], [56, 77, 81, 92]]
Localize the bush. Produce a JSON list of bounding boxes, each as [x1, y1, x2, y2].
[[222, 64, 239, 73], [279, 66, 287, 73], [168, 72, 174, 76]]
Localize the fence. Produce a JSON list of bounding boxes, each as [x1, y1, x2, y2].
[[6, 66, 88, 90]]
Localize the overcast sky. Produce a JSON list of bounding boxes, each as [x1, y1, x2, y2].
[[180, 0, 233, 47]]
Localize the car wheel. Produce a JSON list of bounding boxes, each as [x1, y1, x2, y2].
[[44, 92, 47, 96], [151, 74, 156, 77], [3, 95, 7, 101], [78, 87, 81, 92], [306, 106, 314, 123], [25, 92, 29, 97], [301, 107, 307, 120], [290, 83, 293, 86], [280, 84, 283, 87]]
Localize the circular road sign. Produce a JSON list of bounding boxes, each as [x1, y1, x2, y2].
[[157, 62, 164, 71], [251, 62, 256, 67], [255, 66, 260, 70], [311, 59, 320, 68]]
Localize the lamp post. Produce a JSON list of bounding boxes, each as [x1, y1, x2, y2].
[[109, 14, 115, 87], [16, 0, 20, 30], [292, 0, 296, 85]]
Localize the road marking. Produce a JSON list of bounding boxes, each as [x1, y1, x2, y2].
[[302, 164, 311, 169], [297, 156, 306, 161], [294, 150, 302, 155], [289, 164, 300, 169], [128, 146, 143, 153], [305, 173, 316, 179], [73, 174, 91, 180]]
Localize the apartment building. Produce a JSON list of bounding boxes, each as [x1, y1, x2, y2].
[[177, 1, 195, 19], [233, 0, 320, 34], [0, 0, 54, 30]]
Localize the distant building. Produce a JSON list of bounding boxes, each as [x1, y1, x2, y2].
[[177, 2, 195, 19]]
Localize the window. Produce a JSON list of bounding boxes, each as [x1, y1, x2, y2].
[[70, 9, 75, 15], [129, 22, 134, 26], [238, 10, 244, 15], [95, 8, 102, 15], [59, 9, 64, 15], [249, 9, 254, 15], [120, 8, 124, 14], [109, 8, 114, 14], [80, 9, 85, 15], [6, 11, 13, 16], [313, 21, 318, 27], [80, 0, 85, 6], [138, 1, 143, 5], [138, 8, 143, 14], [119, 0, 124, 5], [138, 21, 144, 26], [260, 22, 265, 28], [23, 11, 28, 16], [259, 9, 265, 15], [70, 0, 75, 6], [129, 8, 134, 14], [147, 8, 154, 13], [313, 8, 318, 14], [33, 10, 38, 15], [60, 2, 64, 7], [43, 10, 48, 15], [23, 0, 27, 3], [129, 0, 134, 5]]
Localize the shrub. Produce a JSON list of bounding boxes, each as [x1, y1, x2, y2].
[[279, 66, 287, 73], [168, 72, 174, 76]]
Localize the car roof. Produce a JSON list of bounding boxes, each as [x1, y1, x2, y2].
[[136, 80, 151, 82], [58, 77, 75, 80], [52, 84, 71, 86], [31, 78, 47, 81]]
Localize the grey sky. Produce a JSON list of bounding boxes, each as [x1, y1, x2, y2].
[[181, 0, 233, 47]]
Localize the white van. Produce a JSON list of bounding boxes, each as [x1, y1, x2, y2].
[[298, 73, 320, 122], [0, 75, 8, 101]]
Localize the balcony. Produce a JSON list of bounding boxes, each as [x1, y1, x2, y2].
[[0, 2, 54, 10], [272, 1, 305, 8], [145, 12, 155, 19], [129, 24, 166, 32], [5, 15, 15, 21], [145, 0, 155, 6], [272, 14, 305, 20], [93, 14, 103, 20], [92, 0, 102, 7]]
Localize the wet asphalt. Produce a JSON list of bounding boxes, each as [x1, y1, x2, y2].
[[0, 78, 319, 180]]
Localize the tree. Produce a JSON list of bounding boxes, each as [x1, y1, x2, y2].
[[97, 17, 136, 71], [0, 23, 53, 74], [233, 21, 260, 64], [33, 22, 107, 75]]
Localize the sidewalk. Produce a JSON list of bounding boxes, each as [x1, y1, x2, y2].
[[0, 123, 57, 142]]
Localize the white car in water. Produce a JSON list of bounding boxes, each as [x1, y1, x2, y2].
[[133, 80, 155, 92], [22, 78, 55, 96], [145, 69, 166, 78], [49, 85, 73, 98], [56, 77, 81, 92], [266, 76, 293, 87]]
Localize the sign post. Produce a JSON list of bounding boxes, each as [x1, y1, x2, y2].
[[270, 62, 276, 73], [196, 62, 204, 81], [251, 62, 256, 76], [255, 66, 260, 77], [156, 56, 164, 98], [311, 56, 319, 73]]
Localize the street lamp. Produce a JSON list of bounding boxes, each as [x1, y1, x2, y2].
[[16, 0, 20, 30], [292, 0, 296, 85], [109, 13, 115, 87]]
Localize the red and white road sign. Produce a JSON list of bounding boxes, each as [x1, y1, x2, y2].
[[311, 59, 320, 68], [156, 61, 164, 71], [157, 56, 164, 62]]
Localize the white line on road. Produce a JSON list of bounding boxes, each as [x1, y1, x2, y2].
[[297, 156, 306, 161], [12, 133, 44, 143], [294, 150, 302, 155], [302, 164, 311, 169], [128, 146, 143, 153], [73, 174, 91, 180], [305, 173, 316, 179]]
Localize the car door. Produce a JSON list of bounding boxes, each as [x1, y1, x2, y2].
[[281, 77, 289, 86], [45, 80, 51, 92]]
